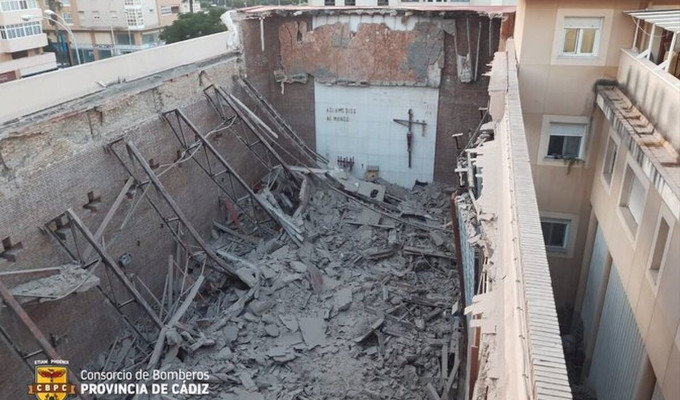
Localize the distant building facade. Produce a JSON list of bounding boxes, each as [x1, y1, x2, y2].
[[308, 0, 515, 7], [41, 0, 201, 65], [0, 0, 57, 82]]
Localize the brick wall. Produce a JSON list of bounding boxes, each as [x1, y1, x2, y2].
[[434, 16, 501, 184], [0, 56, 270, 399]]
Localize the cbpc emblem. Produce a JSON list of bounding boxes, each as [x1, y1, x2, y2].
[[27, 363, 76, 400]]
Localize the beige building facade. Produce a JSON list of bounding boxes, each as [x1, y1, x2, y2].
[[40, 0, 199, 64], [513, 0, 680, 399], [0, 0, 56, 82]]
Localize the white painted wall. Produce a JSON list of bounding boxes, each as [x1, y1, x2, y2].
[[314, 83, 439, 188]]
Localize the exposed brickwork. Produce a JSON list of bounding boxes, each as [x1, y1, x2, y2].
[[434, 16, 500, 184], [242, 12, 500, 185], [0, 58, 272, 399], [242, 16, 317, 153]]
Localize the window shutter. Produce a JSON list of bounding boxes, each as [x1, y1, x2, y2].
[[564, 17, 602, 29], [549, 122, 586, 137]]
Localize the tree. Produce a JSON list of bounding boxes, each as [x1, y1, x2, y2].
[[160, 9, 227, 44]]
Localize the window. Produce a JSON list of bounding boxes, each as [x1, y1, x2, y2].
[[62, 12, 73, 25], [160, 5, 171, 15], [0, 22, 42, 40], [562, 17, 602, 56], [602, 135, 618, 185], [541, 218, 570, 252], [546, 122, 586, 159], [619, 165, 647, 233], [377, 0, 388, 5], [648, 216, 670, 286], [61, 0, 68, 5], [324, 0, 334, 5], [170, 6, 179, 13], [0, 0, 38, 11], [125, 9, 143, 26], [345, 0, 355, 4]]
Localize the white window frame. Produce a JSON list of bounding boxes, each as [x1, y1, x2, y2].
[[551, 9, 613, 67], [540, 212, 580, 258], [617, 157, 649, 242], [600, 128, 620, 191], [61, 11, 73, 25], [538, 115, 590, 166], [160, 5, 171, 15], [561, 17, 603, 57], [645, 203, 674, 293]]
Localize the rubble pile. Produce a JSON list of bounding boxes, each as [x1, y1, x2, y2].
[[88, 169, 462, 400]]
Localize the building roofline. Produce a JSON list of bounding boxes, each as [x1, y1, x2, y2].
[[236, 4, 516, 18]]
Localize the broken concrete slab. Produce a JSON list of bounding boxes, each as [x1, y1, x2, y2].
[[298, 316, 326, 348], [334, 288, 353, 312]]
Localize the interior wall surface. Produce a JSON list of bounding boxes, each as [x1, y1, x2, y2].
[[240, 12, 502, 186], [0, 57, 268, 399], [314, 83, 439, 187]]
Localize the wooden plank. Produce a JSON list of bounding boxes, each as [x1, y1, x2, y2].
[[66, 209, 163, 328], [425, 382, 441, 400], [125, 142, 241, 280], [81, 177, 135, 261], [403, 246, 455, 260]]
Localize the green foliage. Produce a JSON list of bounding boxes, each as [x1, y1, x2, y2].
[[160, 9, 227, 44]]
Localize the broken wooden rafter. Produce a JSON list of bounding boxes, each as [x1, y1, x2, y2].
[[65, 209, 163, 328], [402, 246, 455, 260], [148, 275, 205, 369], [122, 141, 247, 283], [161, 109, 277, 237], [212, 86, 301, 186], [236, 78, 328, 167]]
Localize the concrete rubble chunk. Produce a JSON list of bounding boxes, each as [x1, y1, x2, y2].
[[264, 324, 280, 337], [334, 288, 353, 311], [279, 315, 299, 332], [247, 299, 275, 316], [298, 316, 326, 348]]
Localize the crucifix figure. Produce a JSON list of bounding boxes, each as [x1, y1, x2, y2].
[[393, 109, 427, 168]]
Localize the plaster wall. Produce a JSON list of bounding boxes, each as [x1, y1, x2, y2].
[[585, 113, 680, 400], [314, 83, 439, 187], [513, 0, 641, 316]]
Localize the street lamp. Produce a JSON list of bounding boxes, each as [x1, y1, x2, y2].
[[23, 11, 81, 65]]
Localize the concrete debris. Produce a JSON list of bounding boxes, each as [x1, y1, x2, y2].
[[10, 263, 100, 303], [84, 170, 461, 400], [299, 316, 327, 349], [334, 287, 353, 312]]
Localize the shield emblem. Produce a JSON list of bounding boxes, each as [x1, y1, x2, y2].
[[28, 365, 75, 400]]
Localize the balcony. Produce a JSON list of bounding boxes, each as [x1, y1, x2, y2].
[[617, 48, 680, 151], [0, 33, 47, 53], [0, 51, 56, 76]]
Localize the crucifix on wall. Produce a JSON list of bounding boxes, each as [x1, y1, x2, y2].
[[393, 109, 427, 168]]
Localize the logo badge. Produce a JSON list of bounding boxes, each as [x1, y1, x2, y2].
[[28, 362, 76, 400]]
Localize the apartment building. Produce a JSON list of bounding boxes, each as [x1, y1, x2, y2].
[[512, 1, 679, 399], [308, 0, 515, 6], [0, 0, 56, 82], [41, 0, 198, 64]]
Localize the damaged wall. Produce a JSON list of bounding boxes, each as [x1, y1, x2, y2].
[[279, 16, 443, 87], [0, 56, 269, 400], [240, 10, 505, 187]]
